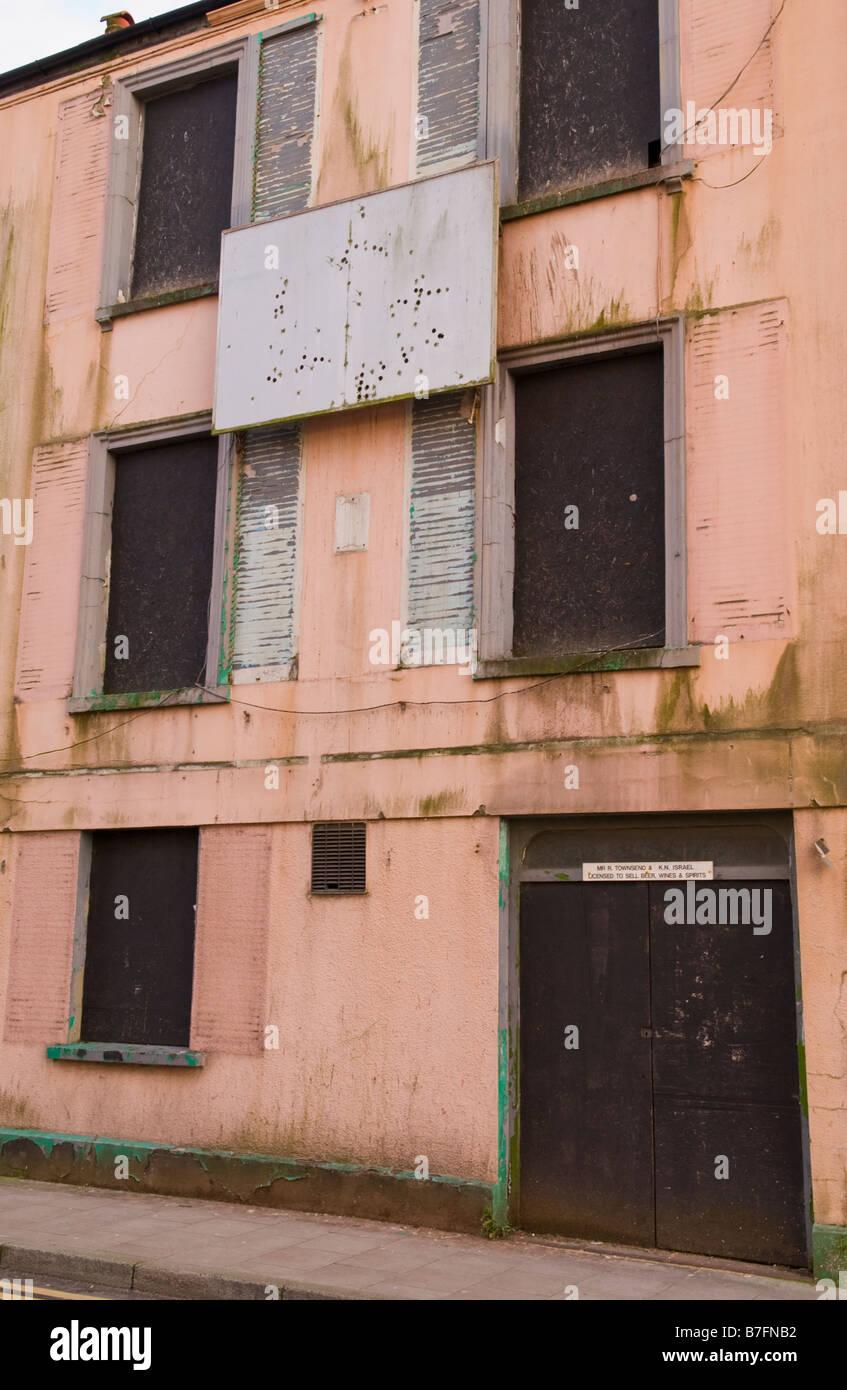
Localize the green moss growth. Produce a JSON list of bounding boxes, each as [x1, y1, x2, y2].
[[585, 296, 631, 334], [419, 790, 460, 817], [481, 1205, 511, 1240]]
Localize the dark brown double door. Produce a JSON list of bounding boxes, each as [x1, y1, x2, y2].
[[519, 881, 808, 1266]]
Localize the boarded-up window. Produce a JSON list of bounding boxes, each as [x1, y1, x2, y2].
[[253, 22, 318, 221], [416, 0, 480, 174], [513, 349, 665, 656], [104, 436, 218, 694], [131, 73, 238, 298], [408, 393, 476, 642], [231, 424, 302, 680], [81, 829, 198, 1047], [518, 0, 661, 201]]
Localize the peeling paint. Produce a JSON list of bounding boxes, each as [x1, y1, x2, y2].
[[0, 1127, 492, 1233], [687, 301, 793, 642], [408, 393, 475, 634], [416, 0, 479, 174], [253, 22, 318, 222], [232, 425, 301, 676], [44, 91, 110, 323]]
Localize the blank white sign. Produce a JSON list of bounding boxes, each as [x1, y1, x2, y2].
[[213, 162, 497, 431]]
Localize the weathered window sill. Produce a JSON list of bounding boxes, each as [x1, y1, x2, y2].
[[68, 686, 230, 714], [501, 160, 695, 222], [474, 646, 702, 679], [308, 891, 369, 898], [96, 283, 217, 328], [47, 1044, 204, 1068]]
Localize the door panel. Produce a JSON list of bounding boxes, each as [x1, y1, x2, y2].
[[649, 880, 807, 1265], [519, 877, 807, 1266], [519, 882, 654, 1243]]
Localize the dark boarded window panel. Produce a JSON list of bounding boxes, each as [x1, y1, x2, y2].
[[416, 0, 480, 174], [253, 25, 318, 221], [131, 73, 238, 298], [409, 393, 476, 630], [512, 348, 665, 657], [312, 823, 366, 893], [518, 0, 661, 202], [104, 436, 218, 694], [232, 425, 301, 674], [81, 828, 198, 1047]]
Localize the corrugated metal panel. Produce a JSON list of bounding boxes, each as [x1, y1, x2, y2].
[[416, 0, 480, 174], [408, 392, 476, 630], [44, 92, 110, 322], [232, 424, 301, 675], [683, 0, 776, 157], [687, 301, 792, 641], [14, 439, 88, 699], [191, 826, 272, 1054], [4, 833, 78, 1043], [253, 22, 318, 221]]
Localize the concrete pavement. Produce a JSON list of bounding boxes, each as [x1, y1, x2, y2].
[[0, 1177, 818, 1301]]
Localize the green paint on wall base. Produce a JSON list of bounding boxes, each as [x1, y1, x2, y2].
[[813, 1223, 847, 1283], [0, 1127, 492, 1236], [493, 1026, 509, 1231]]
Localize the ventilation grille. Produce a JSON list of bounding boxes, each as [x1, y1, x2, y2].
[[311, 822, 366, 893]]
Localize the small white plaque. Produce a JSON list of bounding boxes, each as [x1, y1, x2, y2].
[[582, 862, 714, 881], [334, 492, 370, 552]]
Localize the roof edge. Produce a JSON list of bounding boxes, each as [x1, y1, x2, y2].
[[0, 1, 240, 99]]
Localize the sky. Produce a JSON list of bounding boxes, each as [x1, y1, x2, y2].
[[1, 0, 175, 74]]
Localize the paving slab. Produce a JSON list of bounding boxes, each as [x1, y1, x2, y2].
[[0, 1176, 817, 1301]]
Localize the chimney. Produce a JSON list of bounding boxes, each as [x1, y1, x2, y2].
[[100, 12, 135, 32]]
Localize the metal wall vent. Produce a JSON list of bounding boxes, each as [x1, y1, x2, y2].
[[311, 822, 366, 893]]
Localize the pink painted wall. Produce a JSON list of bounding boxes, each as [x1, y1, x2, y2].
[[191, 825, 272, 1054], [298, 403, 409, 682], [3, 833, 79, 1044], [794, 808, 847, 1229], [0, 818, 500, 1181], [0, 0, 845, 1222]]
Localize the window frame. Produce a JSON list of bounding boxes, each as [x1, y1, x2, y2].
[[475, 316, 699, 677], [70, 412, 234, 713], [482, 0, 683, 210], [97, 35, 259, 325], [52, 828, 204, 1068]]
